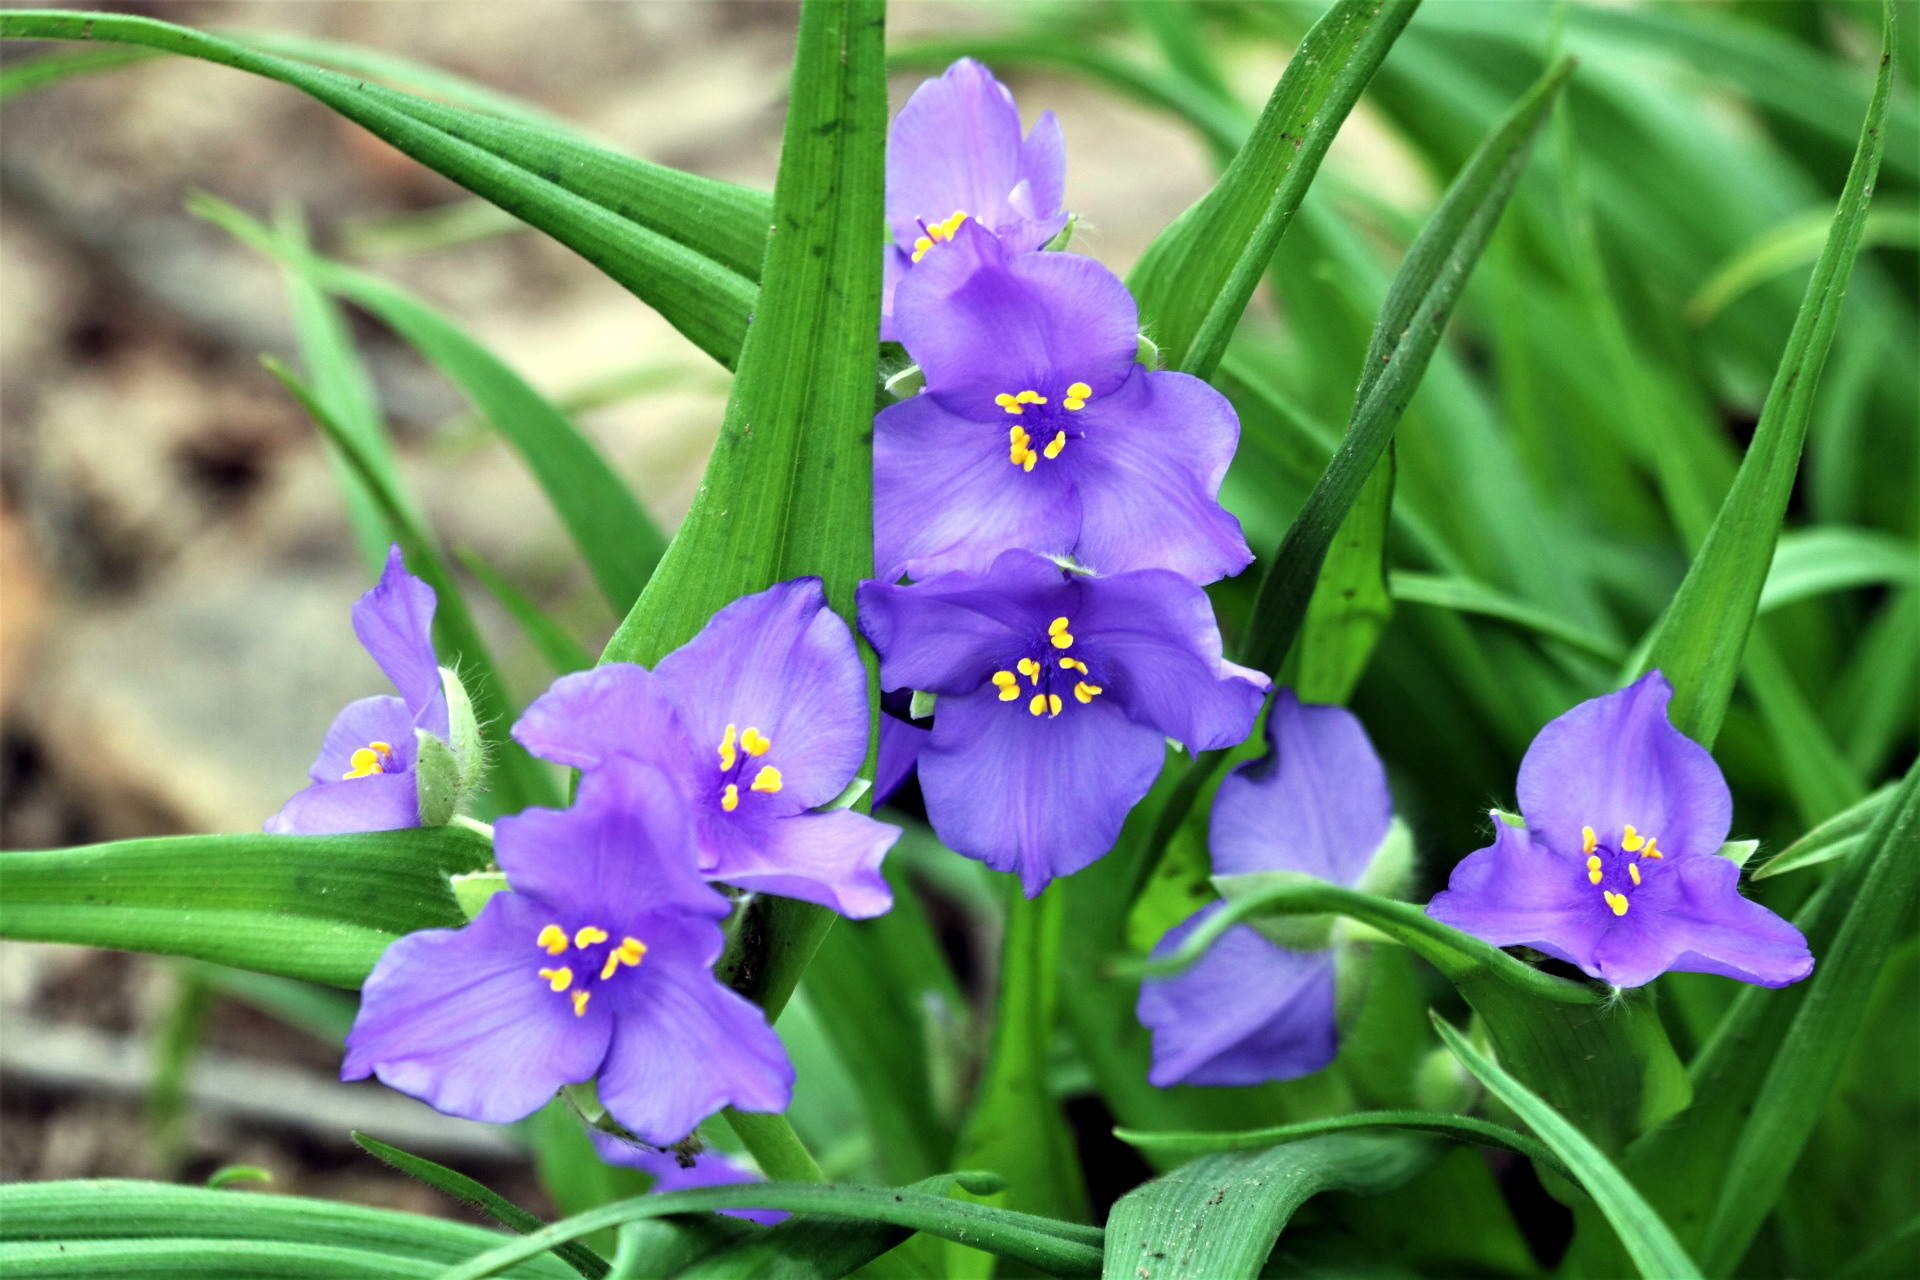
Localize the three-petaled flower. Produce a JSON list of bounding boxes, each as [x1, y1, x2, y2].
[[266, 545, 476, 835], [342, 758, 792, 1144], [514, 579, 898, 920], [1138, 691, 1396, 1086], [1427, 671, 1813, 989], [876, 222, 1250, 585], [858, 550, 1269, 897], [883, 58, 1067, 340]]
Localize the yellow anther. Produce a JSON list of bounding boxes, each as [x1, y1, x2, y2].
[[1628, 862, 1642, 885], [1050, 630, 1074, 650], [997, 393, 1024, 415], [1048, 617, 1069, 634], [1074, 681, 1103, 704], [537, 925, 570, 956], [1604, 891, 1629, 917], [721, 783, 739, 813], [573, 926, 608, 949], [718, 723, 738, 772], [1047, 693, 1063, 717], [912, 211, 968, 261], [1009, 425, 1035, 467], [1586, 854, 1602, 885], [1588, 868, 1604, 885], [750, 765, 784, 794], [600, 937, 647, 981], [1018, 390, 1047, 405], [992, 670, 1020, 701], [1021, 451, 1036, 473], [537, 966, 573, 992], [913, 234, 934, 258], [1029, 693, 1046, 717], [1064, 381, 1092, 412], [1043, 430, 1066, 460], [571, 989, 591, 1017], [1582, 825, 1597, 855], [1060, 657, 1087, 673], [1017, 658, 1041, 682], [1643, 838, 1662, 859], [741, 727, 772, 757], [343, 741, 395, 780], [1622, 824, 1645, 853]]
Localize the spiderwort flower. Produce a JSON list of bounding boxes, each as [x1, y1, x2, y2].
[[876, 222, 1251, 585], [1138, 691, 1394, 1086], [589, 1131, 788, 1225], [342, 758, 793, 1144], [883, 57, 1067, 339], [514, 579, 898, 919], [1427, 671, 1813, 989], [266, 545, 476, 835], [858, 550, 1269, 897]]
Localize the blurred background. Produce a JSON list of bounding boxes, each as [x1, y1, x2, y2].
[[1, 0, 1913, 1259]]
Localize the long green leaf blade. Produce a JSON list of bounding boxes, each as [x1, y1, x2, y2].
[[1114, 1108, 1568, 1178]]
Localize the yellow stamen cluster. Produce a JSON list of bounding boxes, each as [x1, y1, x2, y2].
[[534, 923, 648, 1017], [995, 389, 1047, 415], [1008, 424, 1040, 471], [343, 740, 395, 780], [911, 210, 968, 262], [716, 724, 779, 812], [1581, 822, 1665, 916]]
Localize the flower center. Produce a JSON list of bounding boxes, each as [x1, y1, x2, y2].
[[715, 723, 782, 813], [911, 210, 969, 262], [343, 740, 397, 780], [988, 616, 1105, 718], [1580, 822, 1663, 916], [997, 382, 1093, 471], [534, 922, 647, 1017]]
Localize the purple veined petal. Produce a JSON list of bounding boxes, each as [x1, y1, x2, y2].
[[1137, 903, 1338, 1087], [1516, 671, 1732, 862], [887, 58, 1048, 249], [353, 545, 446, 732], [1067, 569, 1269, 751], [1013, 109, 1066, 234], [917, 686, 1167, 897], [264, 770, 419, 836], [308, 695, 419, 784], [512, 663, 686, 774], [895, 222, 1137, 415], [588, 1131, 788, 1225], [701, 808, 898, 919], [495, 758, 730, 928], [342, 893, 612, 1124], [652, 579, 871, 815], [879, 243, 913, 344], [1064, 368, 1253, 583], [858, 552, 1068, 695], [874, 391, 1083, 582], [598, 959, 794, 1146], [1587, 854, 1813, 989], [1426, 821, 1613, 975], [874, 702, 930, 806], [1210, 690, 1393, 884]]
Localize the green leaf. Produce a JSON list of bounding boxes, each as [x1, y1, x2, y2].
[[1758, 527, 1920, 614], [0, 10, 765, 367], [670, 1172, 978, 1280], [1113, 1108, 1568, 1180], [1101, 1134, 1432, 1280], [457, 548, 594, 676], [1751, 782, 1896, 880], [0, 1180, 574, 1279], [0, 43, 154, 98], [1686, 203, 1919, 325], [1639, 8, 1896, 747], [1430, 1015, 1705, 1280], [436, 1178, 1104, 1280], [353, 1132, 609, 1280], [0, 827, 491, 988], [1292, 448, 1395, 703], [259, 355, 561, 814], [1126, 0, 1420, 378], [203, 1166, 272, 1188], [1388, 571, 1627, 663], [1239, 56, 1574, 676]]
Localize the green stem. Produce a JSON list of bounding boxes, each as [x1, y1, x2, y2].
[[448, 814, 495, 841], [723, 1107, 824, 1183]]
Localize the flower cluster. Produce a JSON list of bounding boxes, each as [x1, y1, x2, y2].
[[272, 550, 899, 1192], [861, 60, 1268, 896]]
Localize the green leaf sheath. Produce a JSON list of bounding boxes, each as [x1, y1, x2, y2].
[[1640, 5, 1896, 747], [0, 829, 491, 988], [1126, 0, 1420, 379], [352, 1134, 609, 1280], [1101, 1135, 1432, 1280], [0, 11, 765, 368], [1431, 1017, 1706, 1280], [1239, 56, 1573, 678]]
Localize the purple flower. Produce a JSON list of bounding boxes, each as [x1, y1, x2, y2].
[[342, 758, 792, 1144], [266, 545, 462, 835], [514, 579, 898, 920], [1137, 691, 1393, 1086], [858, 550, 1269, 897], [589, 1131, 788, 1225], [1427, 671, 1814, 990], [876, 223, 1250, 585], [883, 58, 1067, 339], [873, 690, 930, 807]]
